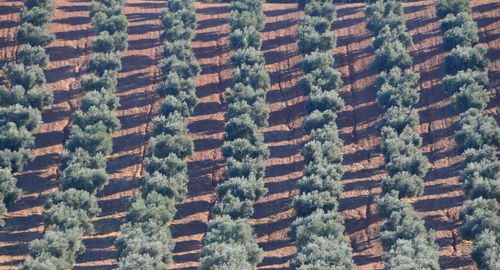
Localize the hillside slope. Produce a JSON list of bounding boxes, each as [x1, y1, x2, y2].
[[0, 1, 498, 269]]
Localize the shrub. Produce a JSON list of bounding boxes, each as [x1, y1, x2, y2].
[[116, 221, 174, 265], [222, 137, 268, 161], [302, 127, 343, 164], [73, 105, 121, 132], [443, 20, 479, 50], [460, 198, 499, 240], [59, 148, 106, 171], [143, 154, 186, 177], [444, 45, 489, 74], [80, 90, 119, 112], [460, 158, 500, 201], [232, 64, 270, 91], [373, 25, 413, 50], [143, 171, 188, 201], [45, 201, 95, 233], [378, 106, 419, 133], [0, 104, 42, 132], [440, 12, 471, 32], [0, 148, 33, 173], [303, 0, 336, 22], [20, 6, 52, 26], [212, 193, 253, 218], [3, 63, 45, 90], [381, 171, 424, 198], [471, 230, 500, 270], [452, 82, 490, 110], [377, 67, 419, 108], [302, 109, 337, 134], [293, 190, 339, 217], [24, 86, 53, 110], [455, 109, 500, 153], [127, 192, 176, 225], [300, 162, 343, 195], [0, 122, 35, 151], [146, 133, 193, 159], [24, 0, 55, 10], [151, 113, 187, 137], [291, 235, 356, 270], [156, 72, 196, 98], [225, 83, 266, 106], [90, 1, 123, 17], [231, 48, 265, 67], [116, 253, 163, 270], [160, 56, 200, 79], [17, 44, 49, 67], [16, 23, 54, 47], [159, 11, 195, 42], [229, 27, 262, 50], [25, 229, 84, 268], [61, 165, 108, 194], [159, 93, 196, 117], [0, 85, 25, 106], [436, 0, 471, 18], [65, 123, 113, 156], [92, 31, 128, 53], [442, 69, 489, 95], [0, 169, 21, 223], [373, 41, 412, 72], [215, 176, 267, 211], [80, 70, 118, 92], [299, 66, 343, 94], [227, 99, 268, 128], [91, 12, 128, 35], [199, 215, 263, 269], [226, 156, 265, 179], [87, 53, 122, 76], [297, 23, 336, 54], [383, 236, 441, 270], [165, 0, 197, 29], [365, 0, 405, 34], [228, 10, 265, 33], [225, 113, 261, 143]]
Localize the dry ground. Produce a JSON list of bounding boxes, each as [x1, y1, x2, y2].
[[0, 0, 498, 269]]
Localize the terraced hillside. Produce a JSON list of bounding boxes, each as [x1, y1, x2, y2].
[[0, 0, 498, 269]]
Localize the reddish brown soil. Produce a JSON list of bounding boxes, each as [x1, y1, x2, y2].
[[0, 1, 498, 270]]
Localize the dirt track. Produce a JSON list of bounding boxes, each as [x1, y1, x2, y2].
[[0, 1, 499, 269]]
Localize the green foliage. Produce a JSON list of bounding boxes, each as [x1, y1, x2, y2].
[[444, 45, 489, 74], [373, 41, 412, 72], [302, 109, 337, 134], [24, 0, 55, 10], [127, 191, 176, 225], [365, 0, 405, 35], [16, 23, 54, 46], [116, 253, 163, 270], [455, 109, 500, 153], [297, 17, 336, 54], [436, 0, 471, 19], [0, 122, 35, 151], [80, 90, 119, 112], [460, 156, 500, 201], [147, 133, 193, 159], [21, 6, 52, 26], [460, 198, 499, 240], [23, 229, 84, 269], [143, 153, 186, 177], [443, 18, 479, 50], [0, 104, 42, 132], [383, 236, 441, 270], [452, 82, 490, 111], [0, 169, 21, 225], [377, 67, 419, 108], [229, 27, 262, 50], [199, 215, 263, 270], [61, 165, 108, 194], [471, 230, 500, 270], [80, 70, 118, 92], [91, 12, 128, 34], [3, 63, 45, 90], [17, 44, 49, 67], [143, 171, 188, 201], [87, 53, 122, 76], [116, 221, 174, 265], [373, 25, 413, 50], [303, 0, 336, 22], [92, 31, 128, 53], [65, 123, 113, 156], [378, 106, 419, 134], [442, 69, 488, 95], [0, 148, 33, 173], [381, 171, 424, 199]]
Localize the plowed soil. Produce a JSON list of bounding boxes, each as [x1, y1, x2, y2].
[[0, 1, 498, 269]]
